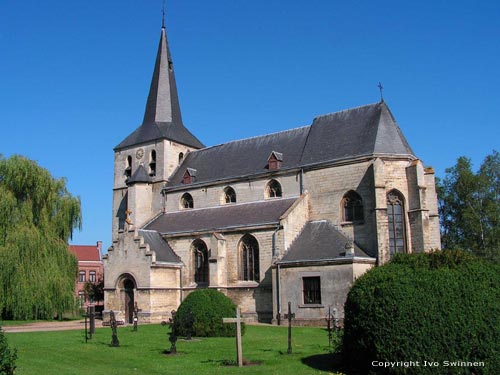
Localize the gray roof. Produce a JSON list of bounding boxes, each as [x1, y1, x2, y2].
[[166, 101, 414, 188], [167, 126, 310, 186], [278, 221, 372, 263], [115, 27, 204, 150], [300, 101, 413, 165], [127, 165, 152, 185], [144, 197, 298, 234], [138, 229, 181, 263]]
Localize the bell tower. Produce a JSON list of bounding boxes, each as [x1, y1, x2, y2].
[[112, 20, 204, 239]]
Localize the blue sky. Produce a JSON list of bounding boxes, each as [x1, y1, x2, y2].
[[1, 0, 499, 251]]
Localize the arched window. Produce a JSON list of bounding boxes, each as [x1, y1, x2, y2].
[[178, 152, 184, 165], [223, 186, 236, 204], [387, 190, 407, 256], [149, 150, 156, 177], [266, 179, 282, 198], [342, 190, 364, 222], [181, 193, 194, 209], [192, 240, 209, 284], [239, 234, 260, 282], [125, 155, 132, 179]]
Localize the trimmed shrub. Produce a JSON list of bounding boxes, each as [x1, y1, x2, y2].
[[342, 250, 500, 375], [0, 326, 17, 375], [174, 289, 244, 337]]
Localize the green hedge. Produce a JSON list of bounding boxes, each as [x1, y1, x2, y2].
[[342, 250, 500, 375], [174, 289, 244, 337], [0, 326, 16, 375]]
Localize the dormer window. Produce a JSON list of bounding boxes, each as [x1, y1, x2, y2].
[[223, 186, 236, 204], [266, 179, 282, 198], [125, 155, 132, 179], [149, 150, 156, 177], [268, 151, 283, 170], [181, 193, 194, 209], [182, 168, 197, 184]]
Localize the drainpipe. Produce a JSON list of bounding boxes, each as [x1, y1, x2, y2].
[[179, 267, 183, 306], [272, 224, 283, 325], [276, 263, 281, 326]]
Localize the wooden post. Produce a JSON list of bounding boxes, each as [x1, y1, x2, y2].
[[223, 307, 251, 367]]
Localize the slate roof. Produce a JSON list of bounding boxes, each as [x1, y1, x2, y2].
[[138, 230, 181, 263], [144, 197, 298, 234], [166, 101, 414, 188], [69, 245, 101, 262], [278, 221, 372, 264], [127, 165, 152, 185], [115, 27, 204, 150], [167, 126, 310, 186]]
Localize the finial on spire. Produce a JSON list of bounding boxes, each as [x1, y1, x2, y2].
[[162, 0, 166, 29], [378, 82, 384, 102]]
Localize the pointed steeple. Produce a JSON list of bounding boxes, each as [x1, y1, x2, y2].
[[142, 26, 182, 126], [115, 24, 204, 151]]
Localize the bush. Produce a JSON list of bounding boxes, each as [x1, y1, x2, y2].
[[0, 326, 17, 375], [342, 250, 500, 375], [174, 289, 244, 337]]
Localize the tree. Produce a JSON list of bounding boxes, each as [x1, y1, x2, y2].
[[0, 155, 82, 320], [342, 250, 500, 375], [438, 150, 500, 260], [84, 277, 104, 305], [0, 326, 17, 375]]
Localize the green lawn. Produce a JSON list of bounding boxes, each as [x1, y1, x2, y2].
[[6, 324, 344, 375]]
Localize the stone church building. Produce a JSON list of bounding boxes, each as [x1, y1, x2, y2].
[[103, 21, 441, 325]]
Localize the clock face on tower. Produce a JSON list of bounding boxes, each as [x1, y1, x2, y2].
[[136, 149, 144, 159]]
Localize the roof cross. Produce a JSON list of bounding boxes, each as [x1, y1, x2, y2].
[[378, 82, 384, 101]]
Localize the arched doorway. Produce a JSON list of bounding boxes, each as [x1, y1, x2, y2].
[[124, 279, 135, 324]]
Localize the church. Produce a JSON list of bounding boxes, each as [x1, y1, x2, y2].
[[102, 19, 441, 325]]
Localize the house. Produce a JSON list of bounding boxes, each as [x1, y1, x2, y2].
[[70, 242, 103, 308]]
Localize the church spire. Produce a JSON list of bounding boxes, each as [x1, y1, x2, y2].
[[142, 24, 183, 126], [114, 15, 204, 151]]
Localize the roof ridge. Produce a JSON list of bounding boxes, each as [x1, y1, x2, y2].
[[312, 102, 381, 122]]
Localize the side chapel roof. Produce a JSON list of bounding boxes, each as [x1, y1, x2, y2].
[[138, 229, 181, 263], [278, 220, 373, 263], [144, 197, 298, 235]]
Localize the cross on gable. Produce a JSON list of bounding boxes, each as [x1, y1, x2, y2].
[[222, 307, 252, 367]]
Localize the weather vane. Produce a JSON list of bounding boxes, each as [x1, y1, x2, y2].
[[162, 0, 166, 28], [378, 82, 384, 101]]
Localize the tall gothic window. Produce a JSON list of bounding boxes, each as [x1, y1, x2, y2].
[[387, 190, 407, 256], [181, 193, 194, 209], [192, 240, 209, 284], [342, 190, 364, 222], [239, 234, 260, 282], [266, 179, 282, 198], [223, 186, 236, 204]]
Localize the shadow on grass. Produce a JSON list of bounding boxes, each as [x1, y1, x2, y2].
[[301, 352, 345, 373]]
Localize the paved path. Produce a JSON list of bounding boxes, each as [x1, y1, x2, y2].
[[3, 320, 87, 333]]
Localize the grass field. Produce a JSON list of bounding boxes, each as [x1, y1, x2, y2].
[[5, 324, 344, 375]]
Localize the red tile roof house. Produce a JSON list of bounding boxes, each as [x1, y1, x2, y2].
[[69, 242, 104, 309]]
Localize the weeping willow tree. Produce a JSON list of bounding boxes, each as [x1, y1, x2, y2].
[[0, 155, 82, 320]]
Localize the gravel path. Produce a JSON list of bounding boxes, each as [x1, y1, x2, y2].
[[3, 320, 87, 333]]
